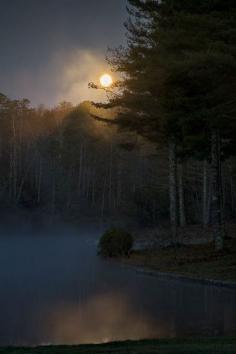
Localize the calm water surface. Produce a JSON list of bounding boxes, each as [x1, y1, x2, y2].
[[0, 226, 235, 345]]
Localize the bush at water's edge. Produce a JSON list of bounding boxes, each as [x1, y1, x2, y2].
[[98, 228, 133, 258]]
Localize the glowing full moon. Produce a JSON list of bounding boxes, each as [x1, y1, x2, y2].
[[100, 74, 113, 88]]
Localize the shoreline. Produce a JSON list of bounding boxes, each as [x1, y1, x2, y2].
[[116, 238, 236, 288], [128, 263, 236, 290]]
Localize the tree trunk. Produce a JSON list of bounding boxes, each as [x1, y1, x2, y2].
[[101, 176, 107, 220], [202, 160, 208, 227], [12, 116, 17, 201], [211, 131, 224, 251], [66, 168, 72, 210], [78, 142, 83, 197], [229, 164, 235, 219], [109, 142, 113, 210], [178, 162, 186, 227], [169, 138, 178, 244], [37, 156, 42, 204]]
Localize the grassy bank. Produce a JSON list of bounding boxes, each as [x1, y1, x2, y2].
[[1, 338, 236, 354], [123, 238, 236, 283]]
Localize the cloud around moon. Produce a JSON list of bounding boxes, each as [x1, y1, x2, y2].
[[55, 49, 111, 106]]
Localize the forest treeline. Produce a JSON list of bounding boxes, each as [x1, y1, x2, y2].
[[0, 95, 169, 226], [0, 94, 235, 235]]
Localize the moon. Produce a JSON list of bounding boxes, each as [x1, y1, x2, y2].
[[100, 74, 113, 88]]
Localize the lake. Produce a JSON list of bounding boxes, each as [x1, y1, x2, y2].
[[0, 225, 235, 346]]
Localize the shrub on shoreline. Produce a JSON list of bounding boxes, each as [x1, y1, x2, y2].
[[98, 228, 133, 258]]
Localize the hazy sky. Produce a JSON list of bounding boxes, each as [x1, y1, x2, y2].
[[0, 0, 127, 107]]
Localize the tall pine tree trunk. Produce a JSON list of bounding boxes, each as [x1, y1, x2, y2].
[[229, 164, 235, 219], [108, 142, 113, 210], [169, 138, 178, 244], [211, 131, 224, 251], [12, 116, 17, 202], [178, 162, 186, 227], [202, 160, 208, 227]]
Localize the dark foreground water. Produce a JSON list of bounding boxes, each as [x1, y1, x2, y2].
[[0, 226, 235, 346]]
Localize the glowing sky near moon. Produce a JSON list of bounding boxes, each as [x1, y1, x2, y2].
[[0, 0, 127, 107]]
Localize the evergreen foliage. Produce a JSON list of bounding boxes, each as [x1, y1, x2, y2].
[[93, 0, 236, 249]]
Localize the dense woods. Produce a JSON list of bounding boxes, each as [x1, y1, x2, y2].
[[0, 93, 236, 238], [0, 95, 169, 226]]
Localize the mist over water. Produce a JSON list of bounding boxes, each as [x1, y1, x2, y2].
[[0, 224, 235, 346]]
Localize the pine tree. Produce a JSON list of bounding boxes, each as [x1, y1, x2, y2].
[[93, 0, 236, 249]]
